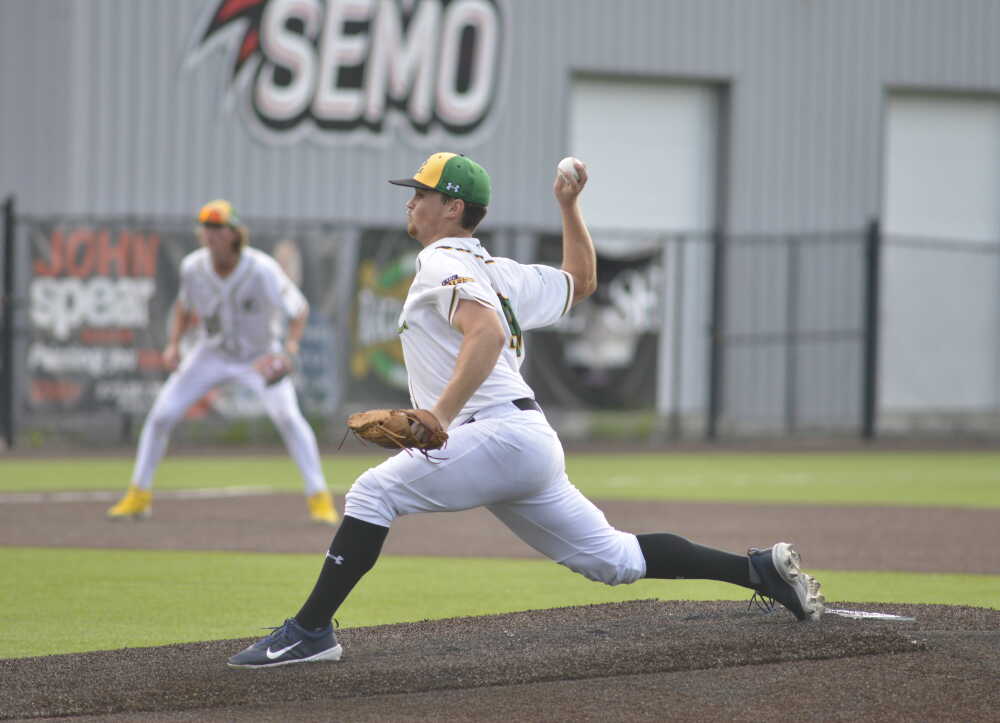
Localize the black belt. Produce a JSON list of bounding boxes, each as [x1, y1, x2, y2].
[[512, 397, 542, 413], [465, 397, 541, 424]]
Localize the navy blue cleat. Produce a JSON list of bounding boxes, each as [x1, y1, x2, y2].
[[227, 618, 343, 669], [748, 542, 824, 622]]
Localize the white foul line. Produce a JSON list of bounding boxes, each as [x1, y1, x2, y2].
[[0, 487, 279, 504]]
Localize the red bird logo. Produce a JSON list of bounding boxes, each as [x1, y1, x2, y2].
[[194, 0, 267, 80]]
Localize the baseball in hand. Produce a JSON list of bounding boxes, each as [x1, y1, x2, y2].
[[557, 156, 581, 182]]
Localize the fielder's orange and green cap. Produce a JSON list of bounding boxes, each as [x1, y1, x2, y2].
[[197, 199, 241, 227], [389, 152, 491, 206]]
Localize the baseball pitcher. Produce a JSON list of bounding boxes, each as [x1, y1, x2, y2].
[[106, 200, 338, 525], [228, 154, 823, 668]]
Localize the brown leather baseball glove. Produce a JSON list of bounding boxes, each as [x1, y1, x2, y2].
[[253, 352, 293, 386], [346, 409, 448, 452]]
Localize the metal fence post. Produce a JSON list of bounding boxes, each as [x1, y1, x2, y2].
[[861, 219, 881, 440], [669, 236, 686, 440], [785, 235, 800, 435], [707, 230, 726, 441], [2, 196, 15, 448], [654, 235, 687, 442]]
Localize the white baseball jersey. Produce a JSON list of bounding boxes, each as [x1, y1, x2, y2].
[[397, 236, 574, 421], [131, 246, 325, 497], [177, 247, 307, 361], [346, 235, 646, 587]]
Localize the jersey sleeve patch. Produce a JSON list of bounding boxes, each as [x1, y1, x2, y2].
[[441, 274, 475, 286]]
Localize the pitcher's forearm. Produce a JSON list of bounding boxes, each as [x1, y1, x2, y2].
[[432, 325, 505, 425], [560, 201, 597, 302]]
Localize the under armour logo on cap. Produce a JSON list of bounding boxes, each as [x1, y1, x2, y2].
[[445, 182, 461, 192]]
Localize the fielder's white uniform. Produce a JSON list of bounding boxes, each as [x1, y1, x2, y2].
[[131, 247, 326, 495], [345, 237, 646, 586]]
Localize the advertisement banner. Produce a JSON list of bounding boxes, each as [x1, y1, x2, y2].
[[346, 229, 417, 407], [26, 221, 181, 414], [24, 220, 344, 420], [524, 237, 663, 409]]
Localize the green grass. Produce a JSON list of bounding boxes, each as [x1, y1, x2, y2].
[[3, 547, 997, 660], [0, 456, 380, 494], [3, 451, 1000, 507], [566, 452, 1000, 507]]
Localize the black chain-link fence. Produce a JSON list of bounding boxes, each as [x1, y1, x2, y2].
[[3, 200, 998, 448]]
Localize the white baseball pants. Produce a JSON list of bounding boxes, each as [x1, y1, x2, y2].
[[131, 345, 326, 494], [344, 402, 646, 586]]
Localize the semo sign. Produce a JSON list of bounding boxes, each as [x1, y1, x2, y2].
[[188, 0, 505, 144]]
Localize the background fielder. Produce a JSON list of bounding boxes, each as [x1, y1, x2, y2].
[[227, 154, 823, 668], [107, 200, 338, 525]]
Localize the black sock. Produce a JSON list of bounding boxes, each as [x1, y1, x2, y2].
[[637, 533, 754, 589], [294, 515, 389, 630]]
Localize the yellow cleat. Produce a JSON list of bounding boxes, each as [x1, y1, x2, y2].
[[107, 485, 152, 520], [308, 491, 339, 525]]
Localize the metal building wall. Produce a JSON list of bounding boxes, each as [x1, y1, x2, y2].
[[0, 3, 75, 213], [3, 0, 1000, 232]]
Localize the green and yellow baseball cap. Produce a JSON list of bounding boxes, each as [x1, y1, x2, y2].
[[389, 152, 491, 206], [197, 199, 241, 227]]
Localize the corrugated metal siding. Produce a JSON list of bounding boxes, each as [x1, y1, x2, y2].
[[4, 0, 1000, 232], [0, 1, 74, 210]]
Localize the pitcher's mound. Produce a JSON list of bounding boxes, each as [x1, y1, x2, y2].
[[3, 599, 998, 721]]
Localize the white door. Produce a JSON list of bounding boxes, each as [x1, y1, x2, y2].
[[569, 77, 720, 425], [881, 93, 1000, 428]]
